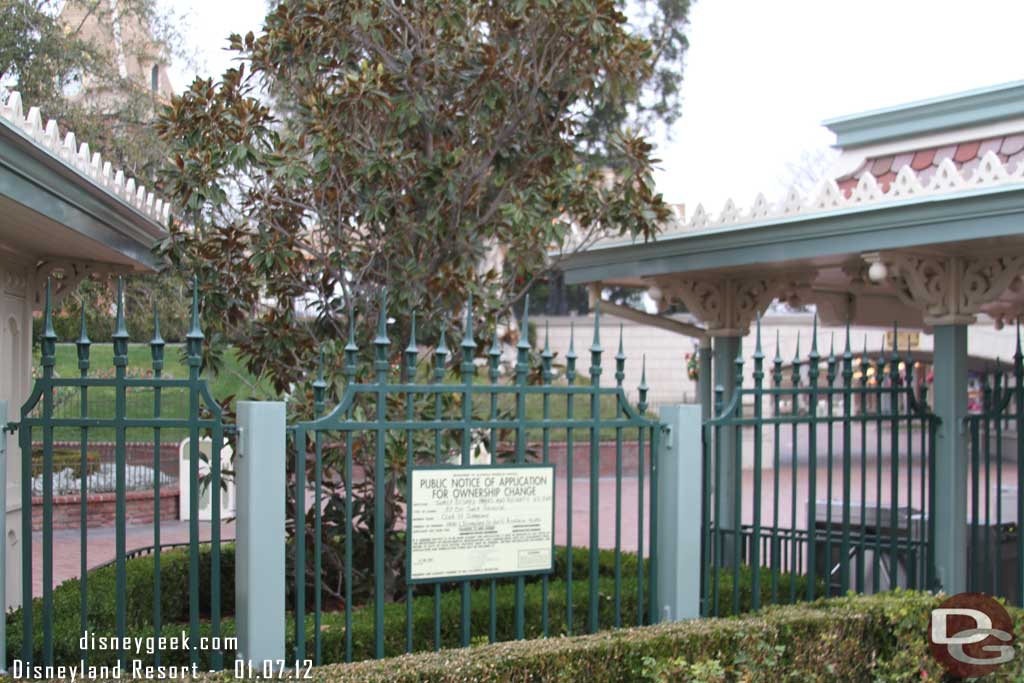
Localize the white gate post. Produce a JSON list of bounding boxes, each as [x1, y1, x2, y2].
[[235, 401, 286, 668], [656, 404, 703, 621]]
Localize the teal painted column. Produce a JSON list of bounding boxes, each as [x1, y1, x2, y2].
[[698, 338, 712, 421], [713, 335, 741, 563], [932, 324, 968, 594]]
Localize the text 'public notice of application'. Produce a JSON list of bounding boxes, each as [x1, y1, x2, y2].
[[410, 466, 555, 581]]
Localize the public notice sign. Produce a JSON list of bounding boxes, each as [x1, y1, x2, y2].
[[409, 465, 555, 582]]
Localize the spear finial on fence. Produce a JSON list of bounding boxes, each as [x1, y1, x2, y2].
[[149, 302, 164, 374], [566, 321, 577, 385], [373, 289, 391, 380], [344, 305, 359, 383], [590, 301, 602, 382], [752, 314, 764, 388], [461, 295, 476, 380], [405, 311, 419, 381], [542, 320, 554, 384], [76, 302, 91, 373], [841, 320, 853, 385], [1015, 321, 1023, 384], [827, 332, 837, 385], [42, 277, 56, 341], [809, 313, 819, 355], [434, 324, 449, 384], [113, 276, 129, 367], [638, 354, 649, 413], [488, 320, 502, 383], [185, 275, 203, 367], [791, 331, 802, 388], [615, 323, 625, 388], [772, 330, 783, 386], [313, 346, 327, 415], [515, 295, 531, 382]]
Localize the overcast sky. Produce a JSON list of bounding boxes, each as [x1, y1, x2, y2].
[[166, 0, 1024, 212]]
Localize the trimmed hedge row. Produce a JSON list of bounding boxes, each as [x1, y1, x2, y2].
[[191, 591, 1024, 682], [8, 545, 650, 668], [9, 543, 818, 672]]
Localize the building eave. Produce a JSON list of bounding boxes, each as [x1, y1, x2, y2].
[[824, 80, 1024, 149], [560, 182, 1024, 285]]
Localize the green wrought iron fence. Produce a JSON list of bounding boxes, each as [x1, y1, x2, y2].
[[290, 295, 659, 664], [702, 318, 938, 618], [16, 277, 228, 670], [964, 336, 1024, 604], [12, 282, 658, 671]]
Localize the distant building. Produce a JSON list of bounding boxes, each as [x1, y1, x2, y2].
[[58, 0, 174, 103]]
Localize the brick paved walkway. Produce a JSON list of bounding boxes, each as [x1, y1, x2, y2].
[[36, 474, 651, 593]]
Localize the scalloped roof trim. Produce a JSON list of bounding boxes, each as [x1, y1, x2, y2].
[[1, 90, 170, 224]]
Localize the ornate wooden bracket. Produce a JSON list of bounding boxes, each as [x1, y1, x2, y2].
[[32, 261, 123, 310], [659, 271, 816, 336], [879, 252, 1024, 326]]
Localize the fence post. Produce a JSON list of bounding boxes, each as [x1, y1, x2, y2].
[[932, 324, 968, 594], [235, 401, 286, 668], [656, 404, 703, 621]]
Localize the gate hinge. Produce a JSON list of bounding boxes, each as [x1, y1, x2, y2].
[[3, 422, 18, 434]]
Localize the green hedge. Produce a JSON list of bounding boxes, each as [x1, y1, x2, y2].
[[8, 544, 816, 671], [192, 591, 1024, 682], [7, 545, 647, 668]]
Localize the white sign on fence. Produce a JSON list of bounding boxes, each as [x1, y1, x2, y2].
[[409, 465, 555, 582]]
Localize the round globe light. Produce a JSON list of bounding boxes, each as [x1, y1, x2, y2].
[[868, 260, 888, 283]]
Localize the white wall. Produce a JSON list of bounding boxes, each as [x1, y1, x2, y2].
[[536, 315, 702, 408], [0, 257, 32, 610]]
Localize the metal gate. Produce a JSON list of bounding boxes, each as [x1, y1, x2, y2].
[[16, 279, 228, 669], [9, 281, 660, 670], [702, 318, 938, 617], [964, 341, 1024, 603], [290, 297, 659, 664]]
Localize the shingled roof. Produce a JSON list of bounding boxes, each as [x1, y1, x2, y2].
[[837, 134, 1024, 196]]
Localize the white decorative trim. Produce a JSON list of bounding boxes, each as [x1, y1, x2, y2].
[[883, 252, 1024, 326], [662, 272, 815, 336], [32, 261, 122, 310], [0, 90, 171, 224], [649, 150, 1024, 237]]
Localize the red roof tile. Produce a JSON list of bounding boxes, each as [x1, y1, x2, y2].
[[954, 140, 981, 163], [834, 134, 1018, 198], [870, 156, 893, 176], [911, 148, 936, 170], [876, 171, 897, 191]]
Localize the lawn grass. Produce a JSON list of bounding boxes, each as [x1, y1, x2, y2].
[[31, 344, 651, 443]]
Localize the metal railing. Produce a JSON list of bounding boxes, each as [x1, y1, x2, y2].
[[15, 282, 657, 670], [18, 278, 227, 670], [290, 295, 659, 664], [702, 317, 938, 617], [964, 344, 1024, 603]]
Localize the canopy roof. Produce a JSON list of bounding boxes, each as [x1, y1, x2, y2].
[[559, 81, 1024, 333], [0, 91, 168, 272]]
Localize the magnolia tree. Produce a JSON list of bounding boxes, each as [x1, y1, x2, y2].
[[157, 0, 689, 397], [157, 0, 690, 604]]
